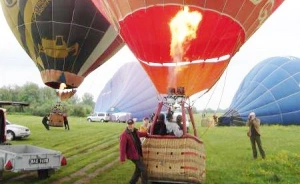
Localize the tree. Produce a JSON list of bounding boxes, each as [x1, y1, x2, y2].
[[81, 93, 95, 107]]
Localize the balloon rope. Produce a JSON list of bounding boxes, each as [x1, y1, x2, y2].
[[215, 67, 228, 114]]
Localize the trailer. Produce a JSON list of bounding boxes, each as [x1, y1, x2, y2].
[[0, 144, 67, 179], [0, 108, 67, 179]]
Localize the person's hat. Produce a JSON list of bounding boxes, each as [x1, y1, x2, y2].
[[127, 119, 134, 124], [249, 112, 255, 118]]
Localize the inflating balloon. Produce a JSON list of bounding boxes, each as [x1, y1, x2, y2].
[[225, 56, 300, 125], [0, 0, 124, 100], [93, 0, 284, 96]]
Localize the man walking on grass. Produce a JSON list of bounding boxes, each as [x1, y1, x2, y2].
[[120, 119, 148, 184]]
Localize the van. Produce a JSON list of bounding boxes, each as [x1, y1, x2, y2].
[[111, 112, 132, 123], [87, 112, 110, 122]]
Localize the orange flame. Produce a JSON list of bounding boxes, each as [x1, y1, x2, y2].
[[168, 6, 202, 90], [170, 6, 202, 61], [58, 83, 67, 97]]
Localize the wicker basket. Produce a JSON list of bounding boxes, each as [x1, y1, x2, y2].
[[142, 135, 206, 183], [49, 113, 64, 127]]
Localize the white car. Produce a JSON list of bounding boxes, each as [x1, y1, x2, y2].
[[111, 112, 132, 123], [6, 120, 31, 141], [87, 112, 110, 122]]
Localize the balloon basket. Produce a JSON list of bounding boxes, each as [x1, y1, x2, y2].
[[145, 96, 206, 183], [142, 135, 206, 183], [49, 113, 64, 127]]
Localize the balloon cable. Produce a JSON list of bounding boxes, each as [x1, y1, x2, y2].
[[200, 67, 229, 138]]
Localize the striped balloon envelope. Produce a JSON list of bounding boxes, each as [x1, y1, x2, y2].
[[0, 0, 124, 100]]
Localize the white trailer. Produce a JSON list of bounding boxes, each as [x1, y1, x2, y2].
[[0, 108, 67, 179], [0, 144, 66, 179]]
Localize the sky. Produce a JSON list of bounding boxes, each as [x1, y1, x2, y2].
[[0, 0, 300, 111]]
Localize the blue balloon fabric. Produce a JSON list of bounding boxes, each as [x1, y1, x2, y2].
[[94, 62, 159, 121], [225, 56, 300, 125]]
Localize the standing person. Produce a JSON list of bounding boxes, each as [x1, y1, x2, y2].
[[63, 113, 70, 130], [120, 119, 148, 184], [42, 114, 50, 130], [213, 114, 218, 125], [139, 117, 150, 133], [247, 112, 265, 159]]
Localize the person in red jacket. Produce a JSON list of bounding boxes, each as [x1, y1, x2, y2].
[[120, 119, 148, 184]]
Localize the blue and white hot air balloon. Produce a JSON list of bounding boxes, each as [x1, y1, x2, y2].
[[223, 56, 300, 125]]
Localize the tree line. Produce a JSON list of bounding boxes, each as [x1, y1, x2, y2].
[[0, 82, 95, 117]]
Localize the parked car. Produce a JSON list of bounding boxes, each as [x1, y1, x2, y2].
[[111, 112, 132, 123], [87, 112, 110, 122], [6, 120, 31, 141]]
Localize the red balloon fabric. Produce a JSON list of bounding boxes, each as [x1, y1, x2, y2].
[[93, 0, 284, 96]]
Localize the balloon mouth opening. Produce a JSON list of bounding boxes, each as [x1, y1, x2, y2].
[[46, 82, 76, 90]]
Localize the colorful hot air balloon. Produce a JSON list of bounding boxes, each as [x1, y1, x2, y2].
[[0, 0, 124, 100], [92, 0, 284, 97]]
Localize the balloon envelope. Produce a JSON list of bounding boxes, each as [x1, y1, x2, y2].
[[94, 62, 158, 121], [92, 0, 283, 96], [0, 0, 123, 92], [226, 56, 300, 125]]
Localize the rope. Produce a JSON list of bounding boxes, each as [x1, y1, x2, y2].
[[200, 66, 229, 138]]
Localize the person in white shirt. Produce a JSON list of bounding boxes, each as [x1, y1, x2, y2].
[[165, 111, 183, 137]]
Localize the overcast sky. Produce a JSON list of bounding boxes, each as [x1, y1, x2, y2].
[[0, 0, 300, 110]]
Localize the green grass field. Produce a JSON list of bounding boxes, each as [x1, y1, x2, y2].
[[2, 114, 300, 184]]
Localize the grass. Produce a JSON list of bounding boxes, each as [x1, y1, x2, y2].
[[1, 114, 300, 184]]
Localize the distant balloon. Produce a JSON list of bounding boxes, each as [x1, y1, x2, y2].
[[226, 56, 300, 125], [95, 62, 159, 121], [0, 0, 124, 100], [92, 0, 284, 96]]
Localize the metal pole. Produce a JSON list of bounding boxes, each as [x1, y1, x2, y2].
[[188, 106, 198, 137], [150, 101, 163, 134]]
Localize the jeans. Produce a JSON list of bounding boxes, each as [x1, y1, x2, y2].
[[129, 158, 147, 184], [250, 135, 265, 159]]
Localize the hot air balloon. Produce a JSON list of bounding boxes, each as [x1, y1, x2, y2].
[[0, 0, 124, 101], [93, 0, 284, 97], [223, 56, 300, 126], [95, 61, 159, 121]]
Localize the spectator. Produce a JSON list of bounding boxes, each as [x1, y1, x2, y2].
[[139, 117, 150, 133], [247, 112, 265, 159]]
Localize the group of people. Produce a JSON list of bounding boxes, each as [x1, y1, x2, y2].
[[138, 112, 184, 137], [120, 111, 266, 183], [152, 111, 185, 137]]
